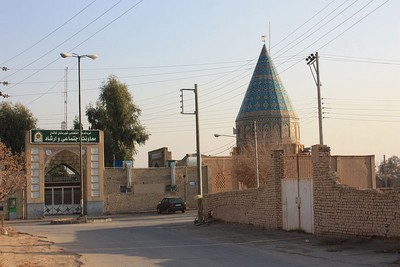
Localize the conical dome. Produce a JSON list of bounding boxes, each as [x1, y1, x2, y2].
[[235, 44, 301, 153]]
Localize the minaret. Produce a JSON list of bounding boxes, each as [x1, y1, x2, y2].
[[235, 44, 302, 154]]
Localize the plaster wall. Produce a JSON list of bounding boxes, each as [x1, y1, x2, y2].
[[103, 166, 209, 214]]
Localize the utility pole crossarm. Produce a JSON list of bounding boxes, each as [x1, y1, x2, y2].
[[180, 88, 196, 115]]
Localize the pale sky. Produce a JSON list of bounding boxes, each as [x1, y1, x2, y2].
[[1, 0, 399, 167]]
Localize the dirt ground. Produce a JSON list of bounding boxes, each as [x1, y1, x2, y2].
[[0, 227, 81, 267]]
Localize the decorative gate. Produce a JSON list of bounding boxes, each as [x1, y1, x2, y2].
[[45, 186, 81, 215], [44, 163, 81, 215]]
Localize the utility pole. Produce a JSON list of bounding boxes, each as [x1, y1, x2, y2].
[[254, 121, 259, 188], [383, 155, 387, 188], [0, 66, 9, 98], [306, 52, 323, 145], [180, 84, 204, 223]]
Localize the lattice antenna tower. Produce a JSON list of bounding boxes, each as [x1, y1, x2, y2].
[[64, 67, 68, 129]]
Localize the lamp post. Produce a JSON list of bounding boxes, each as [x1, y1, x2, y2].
[[60, 52, 97, 217]]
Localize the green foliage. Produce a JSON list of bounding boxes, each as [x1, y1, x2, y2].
[[86, 76, 150, 166], [72, 115, 82, 130], [377, 155, 400, 180], [0, 102, 37, 153]]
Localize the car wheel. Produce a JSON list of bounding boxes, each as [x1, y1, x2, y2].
[[182, 210, 185, 213]]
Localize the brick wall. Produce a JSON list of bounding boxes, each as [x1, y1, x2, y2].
[[313, 145, 400, 238], [204, 145, 400, 238], [203, 150, 283, 229], [104, 166, 208, 214]]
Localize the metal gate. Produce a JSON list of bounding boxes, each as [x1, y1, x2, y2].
[[44, 186, 81, 215], [282, 178, 314, 233]]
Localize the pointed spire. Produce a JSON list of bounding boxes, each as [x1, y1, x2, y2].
[[235, 44, 301, 151], [236, 44, 297, 121]]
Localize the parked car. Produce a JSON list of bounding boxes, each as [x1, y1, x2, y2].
[[157, 197, 186, 214]]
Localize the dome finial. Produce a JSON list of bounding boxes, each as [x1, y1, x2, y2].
[[261, 35, 267, 44]]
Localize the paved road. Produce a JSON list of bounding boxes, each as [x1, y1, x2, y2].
[[9, 211, 400, 267]]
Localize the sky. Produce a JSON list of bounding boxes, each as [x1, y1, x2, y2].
[[1, 0, 399, 168]]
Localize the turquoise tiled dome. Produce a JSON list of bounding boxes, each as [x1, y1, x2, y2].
[[236, 44, 298, 120], [235, 44, 301, 150]]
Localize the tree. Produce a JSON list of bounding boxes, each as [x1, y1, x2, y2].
[[86, 76, 150, 166], [0, 102, 37, 153], [377, 155, 400, 186], [72, 115, 82, 130], [232, 141, 272, 188], [0, 142, 26, 203]]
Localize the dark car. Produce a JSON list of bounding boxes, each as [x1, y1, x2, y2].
[[157, 197, 186, 214]]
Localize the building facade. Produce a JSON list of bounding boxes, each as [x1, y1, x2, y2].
[[25, 130, 105, 218]]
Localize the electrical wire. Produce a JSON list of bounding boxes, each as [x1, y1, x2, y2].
[[271, 0, 338, 50], [0, 0, 98, 65], [2, 0, 125, 84], [277, 0, 390, 75], [318, 0, 391, 51], [273, 0, 357, 57]]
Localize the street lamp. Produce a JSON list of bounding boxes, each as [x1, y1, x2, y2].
[[214, 134, 236, 138], [60, 52, 97, 217]]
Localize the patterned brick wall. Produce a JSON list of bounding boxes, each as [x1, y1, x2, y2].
[[203, 150, 284, 229], [204, 145, 400, 238], [312, 145, 400, 238]]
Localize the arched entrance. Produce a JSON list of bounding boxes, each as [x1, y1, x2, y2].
[[26, 130, 104, 218], [44, 150, 82, 215]]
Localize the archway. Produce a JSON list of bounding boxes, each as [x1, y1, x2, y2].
[[44, 150, 82, 215]]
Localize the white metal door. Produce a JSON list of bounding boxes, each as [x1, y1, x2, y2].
[[282, 179, 299, 231], [299, 178, 314, 233], [282, 178, 314, 233]]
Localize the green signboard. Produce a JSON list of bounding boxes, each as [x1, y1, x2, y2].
[[30, 130, 100, 144]]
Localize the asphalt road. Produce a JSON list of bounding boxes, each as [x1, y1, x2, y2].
[[9, 211, 400, 267]]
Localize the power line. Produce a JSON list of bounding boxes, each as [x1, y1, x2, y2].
[[204, 140, 236, 155], [271, 0, 338, 50], [324, 111, 400, 118], [318, 0, 391, 51], [2, 1, 125, 84], [324, 106, 400, 112], [325, 117, 400, 123], [273, 0, 357, 57], [12, 64, 255, 85], [323, 97, 400, 102], [0, 0, 98, 65], [277, 0, 389, 74]]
